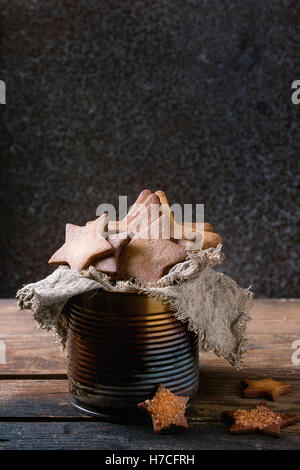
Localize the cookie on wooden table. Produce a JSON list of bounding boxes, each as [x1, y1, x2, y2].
[[222, 402, 298, 437], [241, 378, 292, 401], [138, 384, 189, 434]]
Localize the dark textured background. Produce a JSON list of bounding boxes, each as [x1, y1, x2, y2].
[[0, 0, 299, 298]]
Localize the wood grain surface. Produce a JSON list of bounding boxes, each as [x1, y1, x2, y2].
[[0, 298, 299, 450]]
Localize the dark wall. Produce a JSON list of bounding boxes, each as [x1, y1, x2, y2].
[[0, 0, 299, 297]]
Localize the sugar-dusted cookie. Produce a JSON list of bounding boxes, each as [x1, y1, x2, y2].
[[138, 384, 189, 434], [93, 232, 131, 276], [119, 238, 186, 283], [222, 402, 298, 437], [241, 378, 292, 401], [48, 213, 114, 271]]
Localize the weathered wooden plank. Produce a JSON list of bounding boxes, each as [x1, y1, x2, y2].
[[247, 299, 300, 318], [0, 299, 299, 375], [1, 299, 299, 450], [0, 336, 66, 376], [0, 420, 299, 450], [200, 339, 300, 376], [0, 376, 298, 421], [0, 380, 75, 418], [0, 299, 66, 374]]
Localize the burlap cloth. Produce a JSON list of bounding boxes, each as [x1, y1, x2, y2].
[[16, 245, 253, 368]]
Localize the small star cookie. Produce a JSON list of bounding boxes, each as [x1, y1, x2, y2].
[[138, 384, 189, 434], [241, 378, 292, 401], [222, 402, 298, 437]]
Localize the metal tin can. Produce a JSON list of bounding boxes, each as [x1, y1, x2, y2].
[[66, 290, 199, 421]]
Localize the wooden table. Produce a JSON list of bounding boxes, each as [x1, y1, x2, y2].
[[0, 299, 299, 450]]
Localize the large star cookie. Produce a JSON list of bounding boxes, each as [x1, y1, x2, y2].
[[241, 378, 292, 401], [222, 402, 298, 437], [119, 238, 186, 283], [138, 384, 189, 434], [48, 213, 114, 271]]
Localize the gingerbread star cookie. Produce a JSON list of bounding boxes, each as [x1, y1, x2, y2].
[[119, 238, 186, 283], [93, 231, 131, 276], [133, 215, 172, 240], [184, 221, 214, 233], [178, 232, 222, 250], [155, 190, 220, 249], [127, 193, 161, 236], [222, 402, 298, 437], [138, 384, 189, 434], [241, 378, 292, 401], [108, 189, 155, 232], [48, 213, 114, 271]]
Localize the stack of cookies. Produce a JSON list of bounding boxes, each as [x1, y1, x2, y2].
[[48, 189, 222, 284]]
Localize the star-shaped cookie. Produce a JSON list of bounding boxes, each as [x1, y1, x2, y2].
[[108, 189, 157, 233], [178, 232, 222, 250], [241, 378, 292, 401], [222, 402, 298, 437], [138, 384, 189, 434], [119, 238, 186, 283], [93, 231, 131, 276], [155, 190, 221, 250], [48, 213, 114, 271], [133, 215, 172, 240], [127, 193, 161, 236]]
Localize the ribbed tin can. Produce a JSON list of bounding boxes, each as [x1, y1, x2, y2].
[[66, 290, 199, 421]]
